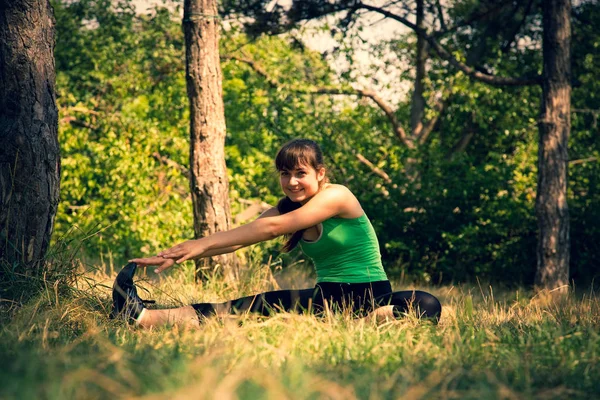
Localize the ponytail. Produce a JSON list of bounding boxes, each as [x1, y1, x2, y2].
[[277, 196, 303, 252]]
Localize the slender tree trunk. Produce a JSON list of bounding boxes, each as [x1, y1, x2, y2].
[[535, 0, 571, 291], [410, 0, 426, 138], [0, 1, 60, 280], [183, 0, 237, 281]]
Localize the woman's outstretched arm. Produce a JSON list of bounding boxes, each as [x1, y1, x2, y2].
[[158, 185, 355, 265], [130, 207, 281, 272], [130, 245, 244, 273]]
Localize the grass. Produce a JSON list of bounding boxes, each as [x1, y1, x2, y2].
[[1, 260, 599, 399]]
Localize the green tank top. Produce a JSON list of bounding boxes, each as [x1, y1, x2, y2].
[[298, 213, 388, 283]]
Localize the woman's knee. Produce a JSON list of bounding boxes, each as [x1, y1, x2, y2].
[[413, 290, 442, 321], [389, 290, 442, 322]]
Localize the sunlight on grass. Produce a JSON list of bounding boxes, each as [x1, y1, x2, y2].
[[1, 262, 599, 399]]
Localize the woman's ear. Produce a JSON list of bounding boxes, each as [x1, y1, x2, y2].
[[317, 167, 326, 182]]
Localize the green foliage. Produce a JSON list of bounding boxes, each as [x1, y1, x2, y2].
[[51, 0, 600, 285], [53, 0, 191, 262], [569, 2, 600, 284]]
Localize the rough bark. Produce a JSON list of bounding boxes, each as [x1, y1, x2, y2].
[[183, 0, 237, 281], [535, 0, 571, 291], [0, 0, 60, 278]]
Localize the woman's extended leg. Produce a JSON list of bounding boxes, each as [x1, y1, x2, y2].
[[113, 277, 316, 329], [191, 288, 317, 319], [112, 263, 320, 328], [136, 289, 317, 329]]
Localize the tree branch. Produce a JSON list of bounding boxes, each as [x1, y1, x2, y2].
[[358, 2, 542, 87], [223, 54, 415, 148], [500, 0, 535, 54], [355, 153, 392, 183], [60, 115, 97, 130], [433, 0, 516, 37], [152, 152, 190, 179], [313, 87, 414, 147], [434, 0, 446, 32], [569, 157, 597, 166], [417, 86, 451, 145], [445, 111, 477, 160]]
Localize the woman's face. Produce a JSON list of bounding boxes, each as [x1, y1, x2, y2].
[[279, 163, 325, 204]]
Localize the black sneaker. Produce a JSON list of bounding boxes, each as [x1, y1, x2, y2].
[[110, 262, 155, 324]]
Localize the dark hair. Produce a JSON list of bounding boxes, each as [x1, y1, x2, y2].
[[275, 139, 327, 252]]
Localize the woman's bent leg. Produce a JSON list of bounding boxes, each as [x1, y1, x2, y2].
[[374, 290, 442, 322]]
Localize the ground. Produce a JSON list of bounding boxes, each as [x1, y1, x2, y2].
[[1, 262, 598, 399]]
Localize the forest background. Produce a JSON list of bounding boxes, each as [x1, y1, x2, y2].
[[53, 0, 599, 287], [2, 1, 600, 398]]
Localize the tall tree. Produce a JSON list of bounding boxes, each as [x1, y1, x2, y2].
[[535, 0, 571, 290], [183, 0, 237, 280], [0, 1, 60, 282]]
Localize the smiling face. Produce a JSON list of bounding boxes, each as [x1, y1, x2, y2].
[[279, 164, 325, 204], [275, 139, 328, 204]]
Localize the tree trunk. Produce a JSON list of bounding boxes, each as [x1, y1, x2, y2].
[[183, 0, 237, 281], [410, 0, 426, 138], [535, 0, 571, 291], [0, 1, 60, 279]]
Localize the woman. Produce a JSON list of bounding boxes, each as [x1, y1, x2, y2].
[[111, 139, 441, 328]]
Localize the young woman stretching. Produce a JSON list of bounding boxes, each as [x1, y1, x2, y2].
[[111, 139, 441, 328]]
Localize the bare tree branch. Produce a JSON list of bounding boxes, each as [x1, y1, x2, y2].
[[60, 116, 97, 130], [569, 157, 597, 166], [313, 87, 414, 147], [235, 199, 272, 224], [417, 86, 451, 145], [223, 54, 415, 148], [152, 152, 190, 179], [433, 0, 516, 37], [359, 2, 542, 87], [500, 0, 535, 54], [356, 153, 392, 183], [445, 111, 477, 160], [434, 0, 446, 32]]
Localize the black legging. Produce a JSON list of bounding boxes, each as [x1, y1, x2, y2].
[[192, 281, 442, 322]]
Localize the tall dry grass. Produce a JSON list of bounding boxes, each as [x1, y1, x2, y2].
[[1, 259, 599, 399]]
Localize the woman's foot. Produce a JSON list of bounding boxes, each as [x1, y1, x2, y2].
[[110, 262, 152, 324]]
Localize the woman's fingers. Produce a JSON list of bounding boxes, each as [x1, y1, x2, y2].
[[142, 240, 202, 270], [159, 242, 187, 256], [129, 256, 164, 266], [127, 256, 176, 273], [176, 256, 189, 264], [158, 241, 198, 261], [158, 247, 183, 258], [154, 258, 175, 274]]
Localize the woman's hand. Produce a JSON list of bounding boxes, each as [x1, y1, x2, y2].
[[157, 239, 206, 264], [128, 256, 176, 274]]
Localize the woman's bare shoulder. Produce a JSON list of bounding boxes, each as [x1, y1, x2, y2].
[[322, 184, 363, 218], [323, 183, 351, 192], [323, 183, 356, 197]]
